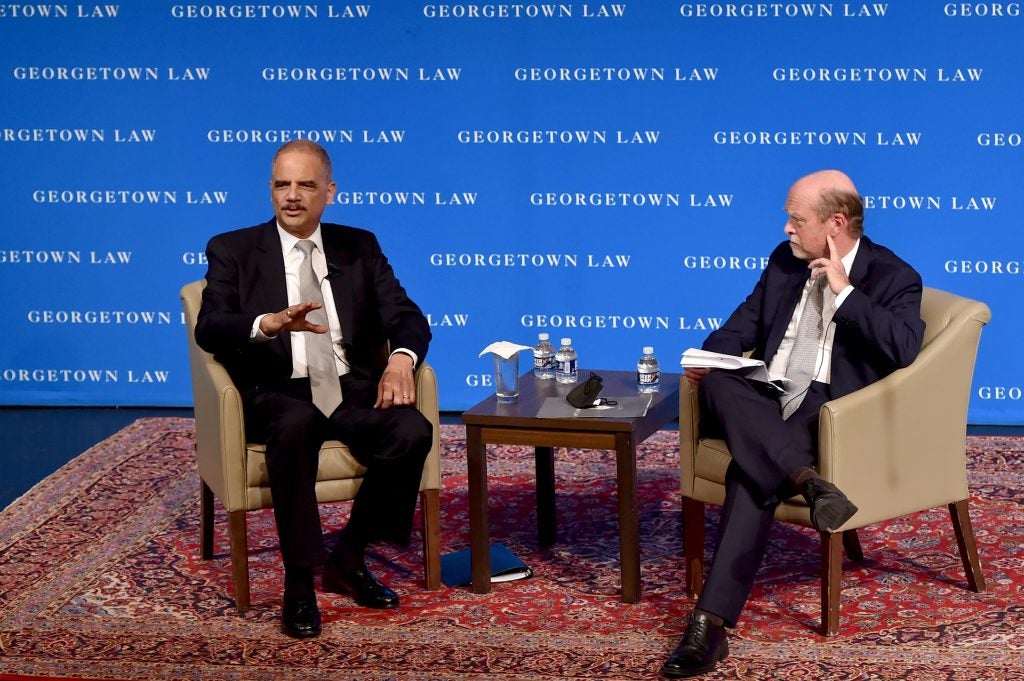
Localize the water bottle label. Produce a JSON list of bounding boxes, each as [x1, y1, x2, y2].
[[638, 370, 659, 385], [557, 358, 577, 374], [534, 355, 554, 370]]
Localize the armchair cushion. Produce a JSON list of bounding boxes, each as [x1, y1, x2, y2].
[[244, 442, 368, 488]]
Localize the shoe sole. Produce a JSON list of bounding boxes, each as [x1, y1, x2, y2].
[[323, 576, 400, 609], [660, 638, 729, 678], [281, 624, 321, 639], [811, 498, 859, 532]]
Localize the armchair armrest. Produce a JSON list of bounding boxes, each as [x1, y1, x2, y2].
[[189, 343, 249, 510], [415, 362, 442, 491], [181, 280, 249, 511], [818, 297, 989, 527], [678, 375, 702, 497]]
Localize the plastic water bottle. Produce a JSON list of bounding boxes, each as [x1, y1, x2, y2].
[[555, 337, 579, 384], [533, 332, 556, 379], [637, 346, 660, 392]]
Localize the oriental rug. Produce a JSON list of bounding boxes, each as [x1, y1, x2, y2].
[[0, 418, 1022, 680]]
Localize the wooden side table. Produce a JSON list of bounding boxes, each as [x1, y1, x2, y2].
[[461, 369, 680, 603]]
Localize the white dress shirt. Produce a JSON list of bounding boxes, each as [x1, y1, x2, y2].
[[250, 223, 417, 379], [767, 239, 860, 385]]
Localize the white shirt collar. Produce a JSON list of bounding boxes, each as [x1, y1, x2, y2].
[[275, 222, 324, 256], [840, 238, 860, 276]]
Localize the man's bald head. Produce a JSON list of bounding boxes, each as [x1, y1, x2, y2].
[[795, 169, 865, 237], [783, 169, 864, 261]]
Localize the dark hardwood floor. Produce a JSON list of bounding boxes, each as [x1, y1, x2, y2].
[[0, 407, 194, 510]]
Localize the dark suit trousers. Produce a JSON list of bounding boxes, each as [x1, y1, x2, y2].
[[694, 371, 830, 626], [244, 373, 432, 570]]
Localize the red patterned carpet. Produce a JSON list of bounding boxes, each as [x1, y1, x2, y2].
[[0, 418, 1022, 680]]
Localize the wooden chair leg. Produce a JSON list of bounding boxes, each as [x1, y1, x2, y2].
[[842, 529, 864, 562], [682, 497, 705, 598], [227, 510, 251, 613], [820, 531, 843, 636], [420, 488, 441, 590], [200, 479, 214, 560], [949, 499, 986, 592]]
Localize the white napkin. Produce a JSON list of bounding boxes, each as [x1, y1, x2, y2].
[[479, 341, 534, 359]]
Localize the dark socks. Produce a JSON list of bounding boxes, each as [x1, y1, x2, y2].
[[284, 565, 314, 599], [330, 527, 368, 572], [789, 466, 820, 490], [694, 609, 725, 628]]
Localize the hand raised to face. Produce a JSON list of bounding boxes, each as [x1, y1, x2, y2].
[[808, 233, 850, 294]]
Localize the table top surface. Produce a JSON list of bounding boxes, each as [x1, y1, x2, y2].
[[462, 369, 681, 434]]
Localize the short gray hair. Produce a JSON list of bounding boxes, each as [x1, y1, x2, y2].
[[271, 140, 333, 181], [817, 189, 864, 236]]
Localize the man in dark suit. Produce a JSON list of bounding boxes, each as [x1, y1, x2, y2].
[[662, 170, 924, 678], [195, 140, 433, 638]]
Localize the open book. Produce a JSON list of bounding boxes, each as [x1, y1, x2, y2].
[[680, 348, 788, 392]]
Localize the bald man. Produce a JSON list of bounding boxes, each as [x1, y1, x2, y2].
[[662, 171, 924, 678]]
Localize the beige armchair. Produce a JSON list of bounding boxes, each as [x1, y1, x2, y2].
[[180, 279, 442, 612], [680, 287, 990, 635]]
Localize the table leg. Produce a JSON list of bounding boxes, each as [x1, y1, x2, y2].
[[466, 425, 491, 594], [615, 432, 641, 603], [535, 446, 556, 547]]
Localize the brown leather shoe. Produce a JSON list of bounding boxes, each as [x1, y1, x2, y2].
[[323, 562, 399, 609], [661, 612, 728, 678]]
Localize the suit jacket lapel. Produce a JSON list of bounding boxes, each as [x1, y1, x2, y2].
[[255, 220, 292, 357], [847, 235, 873, 287], [764, 267, 809, 362], [829, 237, 872, 383], [321, 226, 355, 343]]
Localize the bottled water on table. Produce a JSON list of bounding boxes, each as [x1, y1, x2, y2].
[[555, 337, 578, 384], [637, 346, 660, 392], [533, 332, 556, 379]]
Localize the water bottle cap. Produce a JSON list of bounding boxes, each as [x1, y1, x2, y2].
[[538, 332, 549, 341], [643, 346, 654, 355], [561, 338, 572, 345]]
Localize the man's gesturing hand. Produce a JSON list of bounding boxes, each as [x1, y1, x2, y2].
[[259, 302, 329, 337]]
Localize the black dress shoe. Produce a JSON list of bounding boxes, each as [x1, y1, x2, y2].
[[323, 562, 400, 609], [281, 595, 322, 639], [661, 612, 728, 678], [802, 477, 859, 532]]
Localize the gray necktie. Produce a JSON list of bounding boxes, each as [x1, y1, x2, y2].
[[295, 239, 342, 416], [780, 276, 826, 420]]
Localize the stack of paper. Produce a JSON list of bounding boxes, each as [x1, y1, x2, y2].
[[680, 348, 788, 389]]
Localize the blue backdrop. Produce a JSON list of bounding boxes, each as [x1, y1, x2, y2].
[[2, 2, 1022, 422]]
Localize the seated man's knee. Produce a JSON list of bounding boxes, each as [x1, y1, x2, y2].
[[699, 369, 736, 397], [394, 411, 433, 459], [272, 402, 326, 442], [698, 370, 760, 420]]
